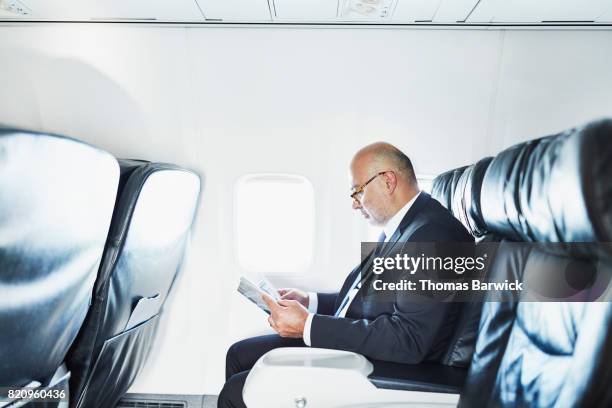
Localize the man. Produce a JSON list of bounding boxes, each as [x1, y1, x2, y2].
[[218, 142, 473, 407]]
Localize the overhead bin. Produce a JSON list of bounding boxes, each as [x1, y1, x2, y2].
[[2, 0, 610, 24], [468, 0, 612, 23], [13, 0, 206, 21], [338, 0, 396, 21], [272, 0, 339, 21], [195, 0, 272, 21], [432, 0, 480, 23], [392, 0, 441, 22]]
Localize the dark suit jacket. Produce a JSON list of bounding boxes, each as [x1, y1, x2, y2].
[[311, 192, 474, 364]]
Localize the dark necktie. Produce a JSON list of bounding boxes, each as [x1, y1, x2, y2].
[[374, 231, 387, 256], [334, 231, 386, 317]]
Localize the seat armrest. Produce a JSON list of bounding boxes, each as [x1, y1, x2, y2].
[[243, 348, 459, 408]]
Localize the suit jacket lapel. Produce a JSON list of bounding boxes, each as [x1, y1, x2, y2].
[[359, 192, 431, 285], [381, 192, 431, 256]]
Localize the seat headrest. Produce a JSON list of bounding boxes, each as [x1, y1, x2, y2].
[[453, 157, 493, 238], [481, 118, 612, 243], [431, 166, 468, 211]]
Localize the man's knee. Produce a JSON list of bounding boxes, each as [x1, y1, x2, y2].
[[225, 338, 250, 380], [225, 335, 305, 381]]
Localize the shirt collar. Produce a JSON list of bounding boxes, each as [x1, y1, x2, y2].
[[383, 191, 421, 242]]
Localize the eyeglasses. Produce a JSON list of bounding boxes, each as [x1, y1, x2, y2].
[[350, 171, 388, 201]]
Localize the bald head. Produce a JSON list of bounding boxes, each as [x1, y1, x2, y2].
[[350, 142, 420, 226], [351, 142, 418, 186]]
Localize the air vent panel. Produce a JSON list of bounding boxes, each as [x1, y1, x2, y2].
[[117, 400, 187, 408]]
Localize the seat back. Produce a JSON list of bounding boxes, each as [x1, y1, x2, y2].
[[460, 118, 612, 407], [431, 157, 495, 367], [67, 159, 200, 408], [450, 157, 493, 241], [0, 128, 118, 390], [430, 165, 468, 211], [430, 157, 494, 367]]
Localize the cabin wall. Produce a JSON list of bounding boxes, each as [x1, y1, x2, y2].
[[0, 24, 611, 394]]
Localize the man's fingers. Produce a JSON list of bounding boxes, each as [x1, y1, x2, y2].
[[278, 299, 298, 308], [261, 293, 280, 312], [279, 289, 295, 300], [268, 316, 276, 329]]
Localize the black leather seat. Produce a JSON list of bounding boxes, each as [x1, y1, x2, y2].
[[430, 165, 468, 211], [369, 119, 612, 404], [431, 156, 496, 362], [450, 157, 493, 241], [368, 360, 468, 394], [0, 127, 119, 406], [66, 159, 201, 408], [459, 118, 612, 407]]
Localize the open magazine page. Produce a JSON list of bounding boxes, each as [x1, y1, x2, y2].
[[237, 276, 279, 314]]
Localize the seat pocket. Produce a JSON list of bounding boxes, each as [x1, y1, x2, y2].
[[76, 314, 161, 408]]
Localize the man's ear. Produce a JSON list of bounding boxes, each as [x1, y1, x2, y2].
[[384, 171, 398, 194]]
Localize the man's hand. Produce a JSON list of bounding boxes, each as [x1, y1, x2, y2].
[[277, 288, 310, 308], [262, 293, 309, 338]]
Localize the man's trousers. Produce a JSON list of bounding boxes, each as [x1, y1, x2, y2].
[[217, 334, 306, 408]]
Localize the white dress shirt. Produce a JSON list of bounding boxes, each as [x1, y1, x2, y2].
[[303, 192, 421, 346]]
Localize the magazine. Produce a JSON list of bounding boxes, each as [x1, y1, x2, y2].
[[237, 276, 280, 314]]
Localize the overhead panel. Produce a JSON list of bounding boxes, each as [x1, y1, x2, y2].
[[0, 0, 31, 17], [11, 0, 206, 20], [9, 0, 85, 19], [273, 0, 338, 21], [433, 0, 480, 23], [338, 0, 397, 21], [2, 0, 611, 24], [89, 0, 205, 20], [392, 0, 441, 22], [468, 0, 612, 23], [195, 0, 271, 21]]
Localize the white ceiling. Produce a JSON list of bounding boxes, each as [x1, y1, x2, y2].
[[0, 0, 611, 24]]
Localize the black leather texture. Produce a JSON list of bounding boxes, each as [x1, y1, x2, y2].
[[458, 241, 530, 407], [67, 159, 200, 408], [368, 359, 468, 394], [453, 157, 493, 239], [430, 159, 495, 368], [77, 315, 160, 408], [433, 158, 493, 239], [431, 166, 468, 211], [459, 118, 612, 407], [481, 118, 612, 244], [0, 127, 119, 390]]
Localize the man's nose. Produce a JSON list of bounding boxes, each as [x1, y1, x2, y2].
[[352, 198, 361, 210]]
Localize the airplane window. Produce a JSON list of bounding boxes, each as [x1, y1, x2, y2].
[[235, 174, 314, 275]]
